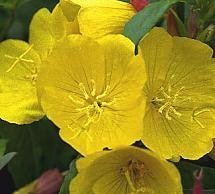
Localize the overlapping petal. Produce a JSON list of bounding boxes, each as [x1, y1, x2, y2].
[[140, 27, 215, 159], [70, 0, 136, 39], [37, 35, 146, 155], [29, 3, 79, 61], [70, 146, 183, 194]]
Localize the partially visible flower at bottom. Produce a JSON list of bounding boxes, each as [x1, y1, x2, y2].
[[70, 146, 183, 194]]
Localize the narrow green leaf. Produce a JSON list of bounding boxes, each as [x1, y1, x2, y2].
[[0, 139, 7, 156], [123, 0, 180, 45], [170, 8, 187, 36], [0, 152, 16, 170], [59, 158, 78, 194]]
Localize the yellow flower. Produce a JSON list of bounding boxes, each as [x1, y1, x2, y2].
[[37, 35, 146, 155], [67, 0, 136, 39], [140, 27, 215, 160], [70, 146, 183, 194], [0, 2, 74, 124]]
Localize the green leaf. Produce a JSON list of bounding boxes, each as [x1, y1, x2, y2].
[[0, 139, 7, 156], [123, 0, 180, 45], [119, 0, 130, 2], [0, 118, 78, 189], [0, 152, 16, 170], [177, 161, 215, 192], [59, 158, 78, 194], [0, 0, 30, 9], [0, 139, 16, 170]]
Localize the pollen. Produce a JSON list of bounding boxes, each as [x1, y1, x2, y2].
[[151, 86, 184, 120]]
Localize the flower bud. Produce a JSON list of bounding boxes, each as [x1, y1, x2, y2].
[[131, 0, 149, 12], [35, 169, 63, 194], [192, 169, 204, 194]]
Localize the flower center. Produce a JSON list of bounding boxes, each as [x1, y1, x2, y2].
[[151, 86, 184, 120], [121, 159, 147, 192], [68, 79, 115, 139]]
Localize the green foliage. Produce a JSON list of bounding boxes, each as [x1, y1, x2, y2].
[[0, 152, 16, 170], [0, 0, 30, 10], [0, 139, 16, 170], [59, 158, 78, 194], [0, 139, 7, 155], [0, 0, 58, 41], [123, 0, 180, 45], [0, 119, 78, 188]]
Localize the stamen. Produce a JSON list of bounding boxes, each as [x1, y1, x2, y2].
[[192, 108, 212, 128], [79, 83, 89, 99], [68, 95, 85, 106], [90, 79, 96, 96], [158, 102, 170, 114], [160, 87, 171, 99], [96, 85, 110, 100], [124, 170, 136, 192], [154, 86, 184, 120], [170, 106, 182, 117], [5, 44, 34, 72], [165, 107, 172, 120]]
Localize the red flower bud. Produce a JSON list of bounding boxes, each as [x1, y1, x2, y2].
[[192, 169, 204, 194], [35, 169, 63, 194], [131, 0, 149, 12]]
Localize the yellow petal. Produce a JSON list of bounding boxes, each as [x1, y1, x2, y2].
[[29, 5, 71, 60], [76, 0, 135, 39], [70, 147, 183, 194], [37, 35, 145, 155], [0, 40, 44, 124], [29, 8, 54, 60], [139, 27, 215, 159], [59, 0, 81, 22]]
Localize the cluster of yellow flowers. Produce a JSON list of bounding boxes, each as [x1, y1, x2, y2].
[[0, 0, 214, 193]]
